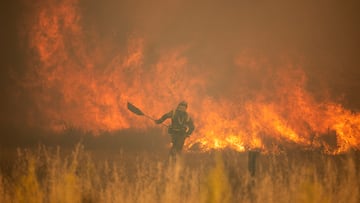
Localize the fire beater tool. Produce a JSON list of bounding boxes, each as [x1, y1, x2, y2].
[[127, 102, 169, 127]]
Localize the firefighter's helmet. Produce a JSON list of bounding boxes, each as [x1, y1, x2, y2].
[[176, 101, 188, 111]]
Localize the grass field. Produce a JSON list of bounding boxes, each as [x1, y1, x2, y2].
[[0, 140, 359, 203]]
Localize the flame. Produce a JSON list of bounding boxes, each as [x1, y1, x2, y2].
[[20, 0, 360, 154]]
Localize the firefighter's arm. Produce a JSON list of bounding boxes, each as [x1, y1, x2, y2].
[[155, 111, 172, 124]]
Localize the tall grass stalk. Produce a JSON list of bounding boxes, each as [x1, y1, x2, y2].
[[0, 145, 358, 203]]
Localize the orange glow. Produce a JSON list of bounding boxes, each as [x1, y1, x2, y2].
[[22, 0, 360, 154]]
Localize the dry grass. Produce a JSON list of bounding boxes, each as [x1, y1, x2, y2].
[[0, 144, 359, 203]]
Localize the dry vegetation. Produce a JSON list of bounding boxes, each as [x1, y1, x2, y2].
[[0, 144, 359, 203]]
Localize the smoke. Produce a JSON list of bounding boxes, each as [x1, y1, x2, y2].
[[1, 0, 360, 153], [77, 0, 360, 104]]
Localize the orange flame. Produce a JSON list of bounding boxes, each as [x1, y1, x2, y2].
[[21, 0, 360, 154]]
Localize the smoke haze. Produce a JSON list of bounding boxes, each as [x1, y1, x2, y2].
[[1, 0, 360, 152]]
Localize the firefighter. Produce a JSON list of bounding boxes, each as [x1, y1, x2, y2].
[[155, 101, 195, 158]]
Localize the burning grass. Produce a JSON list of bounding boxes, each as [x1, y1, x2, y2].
[[0, 144, 359, 203]]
